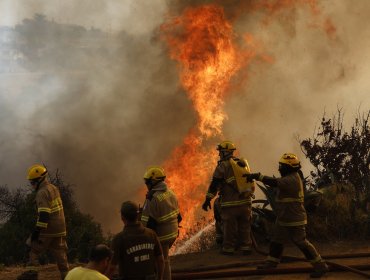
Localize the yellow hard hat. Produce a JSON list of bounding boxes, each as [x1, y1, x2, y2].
[[217, 141, 236, 152], [27, 164, 47, 180], [143, 166, 166, 180], [279, 153, 300, 168]]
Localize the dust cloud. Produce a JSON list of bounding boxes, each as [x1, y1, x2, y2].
[[0, 0, 369, 232]]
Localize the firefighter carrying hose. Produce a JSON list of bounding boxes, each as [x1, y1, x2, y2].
[[20, 164, 69, 280], [141, 166, 181, 280], [245, 153, 329, 278], [202, 141, 255, 255]]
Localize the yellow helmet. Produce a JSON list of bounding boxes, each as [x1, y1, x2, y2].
[[143, 166, 166, 181], [27, 164, 47, 180], [216, 140, 236, 152], [279, 153, 300, 168]]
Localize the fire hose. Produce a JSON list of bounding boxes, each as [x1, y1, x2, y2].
[[172, 232, 370, 279]]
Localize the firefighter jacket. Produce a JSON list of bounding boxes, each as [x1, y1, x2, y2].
[[262, 172, 307, 227], [141, 181, 180, 243], [35, 180, 66, 237], [206, 157, 252, 208]]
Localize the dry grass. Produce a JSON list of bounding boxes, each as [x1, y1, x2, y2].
[[307, 183, 370, 241]]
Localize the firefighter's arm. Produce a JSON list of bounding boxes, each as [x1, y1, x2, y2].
[[141, 199, 150, 226], [142, 198, 159, 230], [244, 173, 278, 188], [146, 216, 157, 231], [202, 177, 222, 211], [32, 192, 51, 242], [32, 211, 50, 242]]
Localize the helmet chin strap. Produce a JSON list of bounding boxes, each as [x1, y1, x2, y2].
[[146, 179, 161, 190], [220, 150, 233, 160], [36, 176, 46, 189]]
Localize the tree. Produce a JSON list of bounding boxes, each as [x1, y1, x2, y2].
[[300, 109, 370, 201], [0, 171, 105, 265]]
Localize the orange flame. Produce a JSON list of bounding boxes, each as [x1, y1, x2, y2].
[[158, 1, 336, 241], [161, 5, 249, 238], [162, 5, 244, 137]]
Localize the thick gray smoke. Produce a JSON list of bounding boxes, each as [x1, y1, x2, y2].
[[0, 1, 194, 232], [0, 1, 369, 232]]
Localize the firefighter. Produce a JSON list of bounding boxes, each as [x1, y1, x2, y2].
[[202, 141, 254, 255], [24, 164, 69, 279], [245, 153, 329, 278], [141, 166, 181, 280], [109, 201, 164, 280]]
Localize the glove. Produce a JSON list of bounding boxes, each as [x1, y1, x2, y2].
[[202, 198, 212, 211], [244, 173, 261, 183], [31, 228, 40, 243]]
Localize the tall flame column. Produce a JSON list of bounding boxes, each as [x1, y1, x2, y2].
[[161, 5, 244, 238]]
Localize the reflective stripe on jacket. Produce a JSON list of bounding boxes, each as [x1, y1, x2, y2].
[[275, 172, 307, 226]]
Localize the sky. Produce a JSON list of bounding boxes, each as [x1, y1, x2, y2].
[[0, 0, 369, 232]]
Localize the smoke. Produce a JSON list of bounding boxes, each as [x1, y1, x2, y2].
[[0, 0, 194, 231], [0, 1, 369, 232], [223, 0, 370, 176]]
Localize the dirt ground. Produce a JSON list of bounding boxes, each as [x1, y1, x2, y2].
[[1, 240, 369, 280]]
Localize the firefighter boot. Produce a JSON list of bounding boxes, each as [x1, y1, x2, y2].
[[310, 262, 329, 278], [257, 241, 283, 269]]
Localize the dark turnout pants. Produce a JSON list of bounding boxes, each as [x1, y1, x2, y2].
[[267, 224, 325, 268], [220, 204, 252, 253], [161, 238, 176, 280], [213, 198, 223, 244], [28, 236, 69, 279]]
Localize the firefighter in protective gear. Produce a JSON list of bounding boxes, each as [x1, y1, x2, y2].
[[245, 153, 329, 278], [141, 166, 181, 280], [202, 141, 254, 255], [24, 164, 69, 280]]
